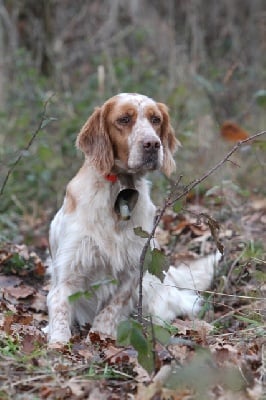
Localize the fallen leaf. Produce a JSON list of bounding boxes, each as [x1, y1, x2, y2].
[[34, 260, 46, 276], [39, 386, 53, 399], [134, 363, 151, 383], [220, 121, 249, 142], [172, 319, 213, 335], [190, 224, 208, 236], [161, 212, 176, 230], [4, 284, 35, 299], [47, 342, 66, 350], [77, 347, 94, 360], [0, 250, 13, 265], [21, 334, 36, 353], [167, 344, 190, 365], [30, 292, 47, 312], [87, 330, 115, 347], [250, 198, 266, 211], [3, 314, 14, 334], [3, 313, 33, 334], [104, 345, 129, 364], [0, 275, 22, 288], [155, 227, 170, 246], [172, 219, 191, 235]]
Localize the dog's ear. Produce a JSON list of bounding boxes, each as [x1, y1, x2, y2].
[[157, 102, 180, 176], [76, 107, 114, 174]]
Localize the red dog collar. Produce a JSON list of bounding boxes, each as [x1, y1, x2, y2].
[[105, 174, 118, 183]]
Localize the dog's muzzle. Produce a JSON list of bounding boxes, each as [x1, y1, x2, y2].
[[142, 136, 161, 169]]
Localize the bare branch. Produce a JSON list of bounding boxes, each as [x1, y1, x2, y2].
[[137, 175, 183, 322], [0, 97, 54, 197], [137, 130, 266, 323]]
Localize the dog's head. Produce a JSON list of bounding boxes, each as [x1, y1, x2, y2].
[[76, 93, 179, 176]]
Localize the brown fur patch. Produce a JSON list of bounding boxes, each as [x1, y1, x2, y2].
[[144, 105, 162, 121], [76, 107, 114, 174], [157, 102, 179, 176], [103, 101, 138, 166], [143, 105, 163, 138]]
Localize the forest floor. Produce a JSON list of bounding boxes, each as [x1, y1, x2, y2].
[[0, 190, 265, 400]]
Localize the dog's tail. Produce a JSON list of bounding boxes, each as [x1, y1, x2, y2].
[[142, 251, 221, 324]]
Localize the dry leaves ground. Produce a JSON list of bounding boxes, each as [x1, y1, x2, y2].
[[0, 191, 265, 400]]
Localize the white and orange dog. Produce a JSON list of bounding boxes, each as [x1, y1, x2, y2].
[[47, 93, 216, 344]]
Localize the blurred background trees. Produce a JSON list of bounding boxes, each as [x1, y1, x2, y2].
[[0, 0, 265, 241]]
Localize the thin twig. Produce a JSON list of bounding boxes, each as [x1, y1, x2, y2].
[[0, 97, 53, 197], [149, 315, 157, 373], [211, 303, 264, 325], [137, 175, 183, 322], [137, 130, 266, 323], [144, 280, 265, 301], [168, 130, 266, 208], [210, 325, 265, 338]]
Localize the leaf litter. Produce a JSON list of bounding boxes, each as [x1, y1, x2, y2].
[[0, 193, 265, 399]]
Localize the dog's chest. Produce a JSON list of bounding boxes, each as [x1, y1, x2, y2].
[[61, 176, 156, 281], [76, 218, 146, 279]]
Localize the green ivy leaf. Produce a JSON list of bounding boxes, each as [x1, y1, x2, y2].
[[130, 321, 148, 355], [68, 291, 92, 302], [117, 319, 153, 372], [134, 226, 150, 238], [148, 248, 166, 281], [143, 247, 152, 272], [90, 278, 117, 290], [137, 341, 154, 374], [117, 320, 132, 346], [173, 200, 184, 213], [153, 324, 171, 345]]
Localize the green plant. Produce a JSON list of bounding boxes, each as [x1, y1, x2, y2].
[[68, 278, 118, 303], [241, 240, 264, 261], [117, 318, 172, 373], [86, 363, 133, 380], [0, 334, 19, 356], [0, 249, 39, 275]]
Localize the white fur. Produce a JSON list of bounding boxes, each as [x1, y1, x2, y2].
[[47, 169, 156, 342], [142, 252, 222, 325]]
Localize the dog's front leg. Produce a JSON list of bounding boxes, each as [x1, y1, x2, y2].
[[91, 277, 138, 338], [47, 283, 73, 344]]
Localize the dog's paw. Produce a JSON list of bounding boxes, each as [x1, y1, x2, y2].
[[91, 317, 117, 339]]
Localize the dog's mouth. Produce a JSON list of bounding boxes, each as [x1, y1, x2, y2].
[[142, 155, 159, 170], [114, 157, 159, 174]]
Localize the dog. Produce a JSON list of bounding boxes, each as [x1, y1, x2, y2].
[[47, 93, 215, 344]]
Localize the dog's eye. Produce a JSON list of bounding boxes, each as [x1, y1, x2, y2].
[[151, 115, 161, 125], [117, 115, 131, 125]]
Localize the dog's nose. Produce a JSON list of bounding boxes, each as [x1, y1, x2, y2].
[[143, 138, 161, 151]]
